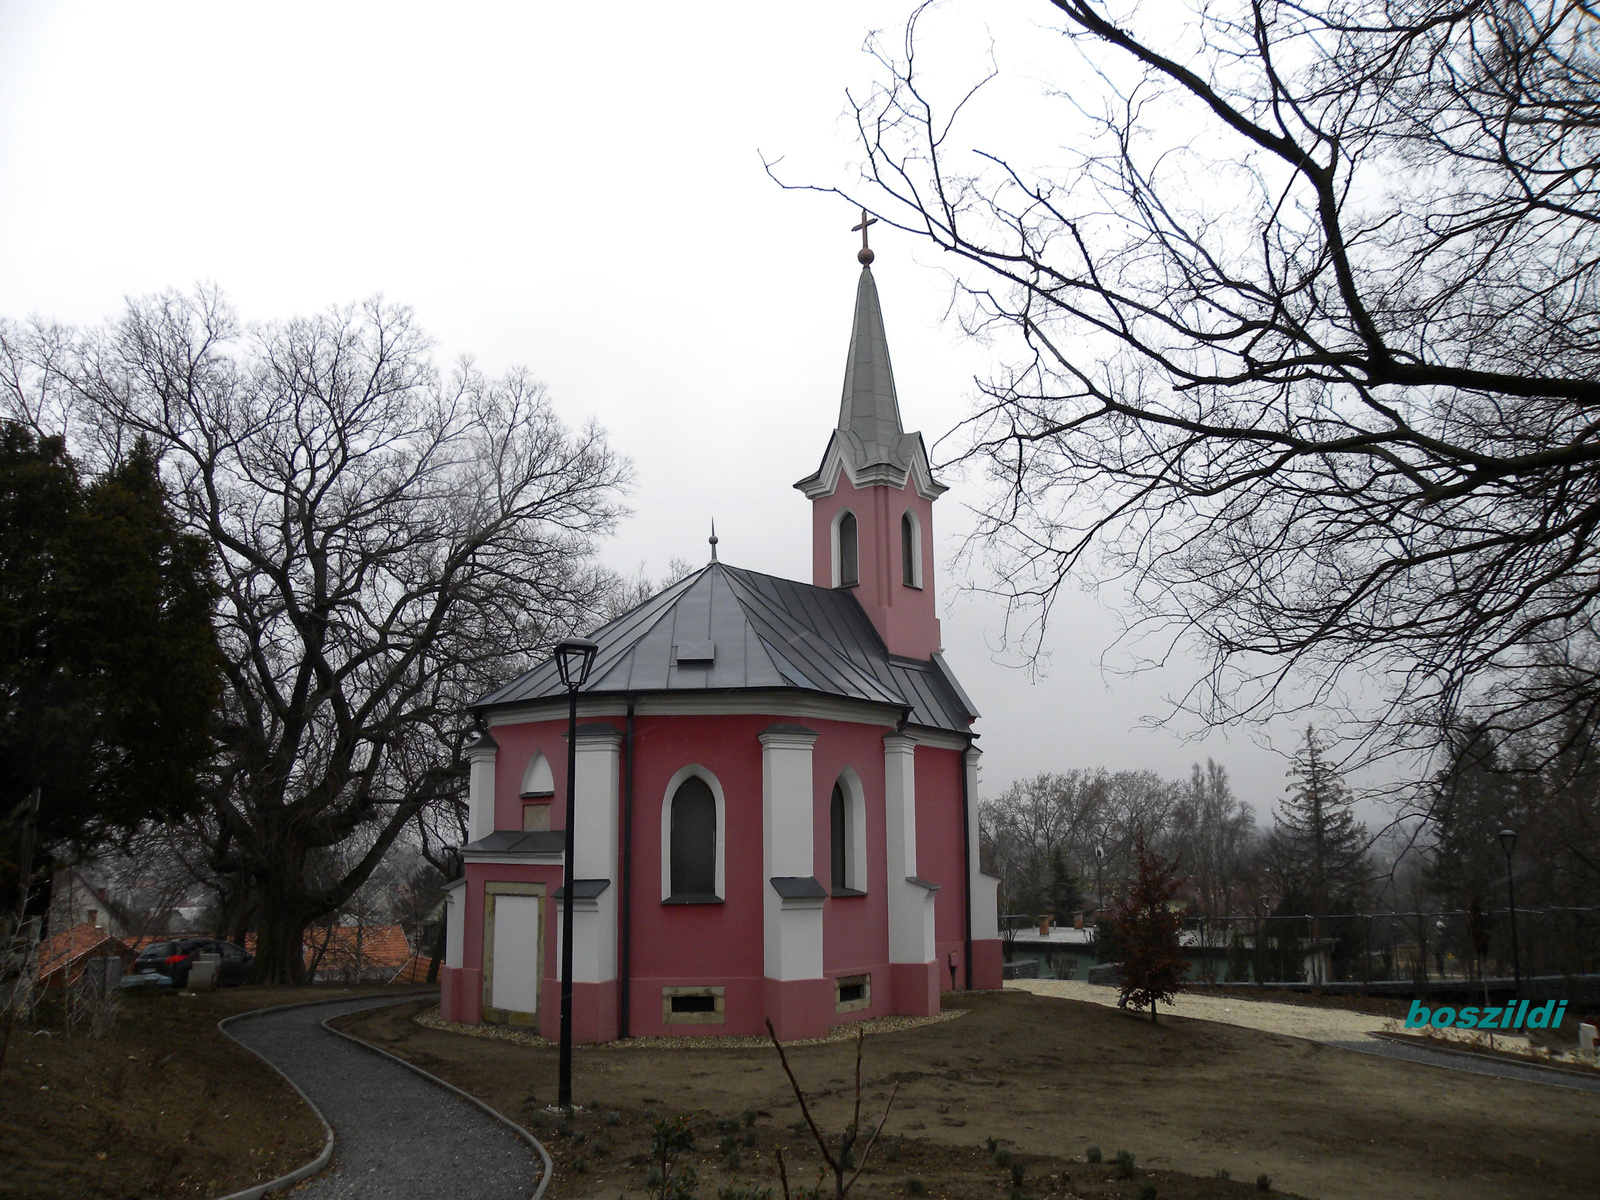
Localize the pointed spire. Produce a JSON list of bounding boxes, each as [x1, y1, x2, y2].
[[708, 519, 719, 563], [837, 265, 907, 469]]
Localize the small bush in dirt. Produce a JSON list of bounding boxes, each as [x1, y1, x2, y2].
[[526, 1109, 546, 1126], [883, 1136, 901, 1162], [742, 1129, 757, 1148], [1010, 1160, 1026, 1187], [571, 1129, 587, 1146], [1215, 1169, 1231, 1180], [1257, 1174, 1273, 1192], [1115, 1150, 1136, 1179], [1137, 1185, 1158, 1200], [985, 1136, 998, 1154], [644, 1106, 659, 1120], [591, 1138, 610, 1157], [571, 1155, 589, 1174], [717, 1117, 741, 1133], [993, 1146, 1014, 1168], [789, 1120, 809, 1135], [1086, 1146, 1102, 1164], [903, 1178, 926, 1196], [720, 1134, 738, 1154], [743, 1107, 760, 1128], [555, 1118, 572, 1138], [607, 1110, 623, 1127], [645, 1115, 698, 1200]]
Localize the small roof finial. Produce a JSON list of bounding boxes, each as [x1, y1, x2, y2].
[[852, 207, 878, 266], [708, 519, 719, 563]]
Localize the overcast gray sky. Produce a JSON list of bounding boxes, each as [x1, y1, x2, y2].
[[0, 1, 1330, 817]]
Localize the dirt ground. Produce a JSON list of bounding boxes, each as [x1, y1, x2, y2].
[[0, 984, 358, 1199], [332, 989, 1600, 1200]]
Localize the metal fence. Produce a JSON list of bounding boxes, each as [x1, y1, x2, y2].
[[1192, 906, 1600, 988]]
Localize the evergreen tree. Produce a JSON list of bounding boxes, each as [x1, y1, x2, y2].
[[1047, 845, 1084, 920], [0, 425, 220, 910], [1108, 829, 1188, 1022], [1275, 728, 1367, 983]]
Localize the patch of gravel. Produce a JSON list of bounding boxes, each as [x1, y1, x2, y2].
[[1009, 978, 1391, 1042], [413, 1004, 964, 1049]]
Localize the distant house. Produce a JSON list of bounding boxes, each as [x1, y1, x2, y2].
[[303, 923, 414, 983], [1008, 922, 1332, 984], [35, 922, 131, 988]]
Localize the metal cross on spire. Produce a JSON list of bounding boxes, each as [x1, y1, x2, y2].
[[852, 207, 878, 265]]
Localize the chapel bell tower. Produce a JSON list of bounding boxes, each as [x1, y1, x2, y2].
[[795, 217, 947, 660]]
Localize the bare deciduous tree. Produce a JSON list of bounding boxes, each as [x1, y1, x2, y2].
[[3, 289, 629, 981], [786, 0, 1600, 767]]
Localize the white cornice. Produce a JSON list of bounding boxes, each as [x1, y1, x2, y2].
[[794, 432, 947, 502]]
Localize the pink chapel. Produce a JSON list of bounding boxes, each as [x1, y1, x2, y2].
[[438, 248, 1004, 1042]]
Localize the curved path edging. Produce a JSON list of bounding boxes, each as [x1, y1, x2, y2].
[[211, 988, 543, 1200], [317, 1009, 555, 1199]]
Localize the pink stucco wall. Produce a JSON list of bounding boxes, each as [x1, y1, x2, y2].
[[809, 474, 941, 660], [448, 707, 981, 1040]]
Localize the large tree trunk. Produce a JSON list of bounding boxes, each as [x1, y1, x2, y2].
[[425, 919, 445, 984], [250, 873, 316, 985]]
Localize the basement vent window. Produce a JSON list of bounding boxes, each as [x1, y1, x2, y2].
[[663, 985, 725, 1024], [835, 974, 871, 1013]]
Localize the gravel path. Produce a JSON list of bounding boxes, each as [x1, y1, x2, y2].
[[1009, 978, 1392, 1040], [225, 995, 548, 1199], [1010, 979, 1600, 1092]]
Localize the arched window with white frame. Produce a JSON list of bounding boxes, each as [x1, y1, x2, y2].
[[520, 751, 555, 832], [900, 509, 923, 589], [833, 509, 859, 588], [830, 768, 868, 896], [661, 766, 726, 902]]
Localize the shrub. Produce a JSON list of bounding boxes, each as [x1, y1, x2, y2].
[[1115, 1150, 1136, 1179], [645, 1115, 699, 1200], [1010, 1161, 1026, 1187], [743, 1129, 757, 1148], [883, 1136, 902, 1163], [1257, 1174, 1273, 1192], [607, 1110, 623, 1126], [591, 1137, 610, 1157], [993, 1147, 1014, 1168], [904, 1179, 926, 1196], [571, 1155, 589, 1174], [571, 1129, 587, 1146], [743, 1107, 760, 1128], [1137, 1185, 1158, 1200], [1215, 1168, 1231, 1180], [1086, 1146, 1102, 1164]]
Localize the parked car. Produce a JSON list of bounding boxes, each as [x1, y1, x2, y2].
[[124, 938, 254, 988]]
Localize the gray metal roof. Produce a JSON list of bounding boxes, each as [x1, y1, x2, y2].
[[838, 266, 910, 470], [474, 562, 977, 735], [795, 266, 944, 496]]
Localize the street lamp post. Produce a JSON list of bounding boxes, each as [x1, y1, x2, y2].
[[1498, 828, 1521, 1002], [1093, 843, 1105, 917], [554, 636, 598, 1113]]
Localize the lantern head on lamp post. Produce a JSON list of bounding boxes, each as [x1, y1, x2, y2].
[[555, 637, 599, 691], [554, 636, 597, 1113], [1498, 828, 1521, 1001]]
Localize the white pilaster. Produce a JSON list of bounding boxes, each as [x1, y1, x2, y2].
[[554, 883, 617, 985], [885, 731, 937, 963], [966, 746, 999, 939], [444, 878, 465, 969], [467, 732, 499, 842], [760, 725, 823, 981], [562, 724, 622, 984]]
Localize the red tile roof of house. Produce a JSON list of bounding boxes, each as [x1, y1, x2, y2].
[[36, 922, 130, 984]]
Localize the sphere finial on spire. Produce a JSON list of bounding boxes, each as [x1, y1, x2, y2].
[[709, 519, 719, 563], [852, 207, 878, 266]]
